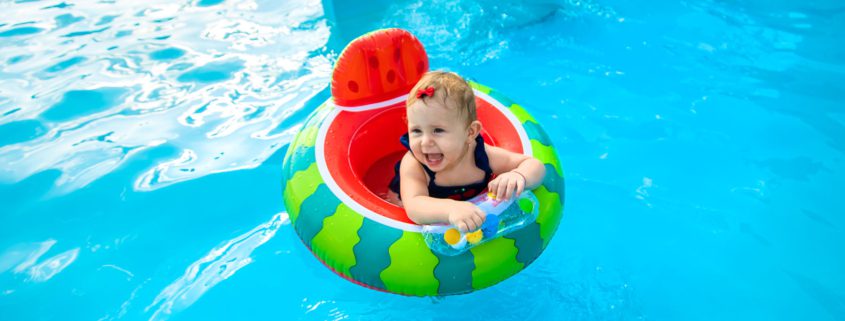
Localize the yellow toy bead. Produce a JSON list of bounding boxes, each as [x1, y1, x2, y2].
[[466, 230, 483, 244], [444, 228, 461, 245]]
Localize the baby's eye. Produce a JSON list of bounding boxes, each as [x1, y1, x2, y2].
[[433, 128, 445, 133], [410, 129, 422, 135]]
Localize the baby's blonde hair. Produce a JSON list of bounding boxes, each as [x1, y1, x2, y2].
[[406, 71, 476, 125]]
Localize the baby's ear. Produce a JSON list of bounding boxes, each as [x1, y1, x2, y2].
[[468, 120, 482, 139]]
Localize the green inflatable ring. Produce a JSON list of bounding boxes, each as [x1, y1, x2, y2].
[[281, 28, 564, 296]]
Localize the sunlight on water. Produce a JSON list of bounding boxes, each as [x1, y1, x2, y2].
[[26, 248, 80, 282], [0, 239, 79, 283], [380, 0, 617, 65], [145, 212, 288, 321], [0, 0, 332, 194], [0, 240, 56, 274]]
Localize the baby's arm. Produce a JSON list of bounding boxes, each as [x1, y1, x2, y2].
[[486, 145, 546, 200], [399, 152, 486, 231]]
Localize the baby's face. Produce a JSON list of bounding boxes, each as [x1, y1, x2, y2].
[[406, 99, 472, 172]]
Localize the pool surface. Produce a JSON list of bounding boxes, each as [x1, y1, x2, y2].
[[1, 0, 843, 320]]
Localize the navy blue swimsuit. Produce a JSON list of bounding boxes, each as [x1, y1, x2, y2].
[[389, 133, 493, 201]]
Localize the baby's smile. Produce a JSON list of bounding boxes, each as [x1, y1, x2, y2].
[[423, 152, 444, 167]]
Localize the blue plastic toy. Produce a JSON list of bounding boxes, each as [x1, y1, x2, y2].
[[422, 190, 539, 256]]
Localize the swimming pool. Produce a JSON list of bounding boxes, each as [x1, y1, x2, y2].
[[1, 0, 843, 320]]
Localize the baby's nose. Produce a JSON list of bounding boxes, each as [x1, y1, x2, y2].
[[421, 135, 435, 146]]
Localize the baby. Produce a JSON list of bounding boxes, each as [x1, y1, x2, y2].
[[388, 71, 546, 232]]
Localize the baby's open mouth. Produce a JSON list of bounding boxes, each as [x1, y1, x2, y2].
[[424, 153, 443, 165]]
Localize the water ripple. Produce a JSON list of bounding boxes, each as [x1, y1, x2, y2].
[[0, 0, 331, 194], [0, 240, 55, 274], [26, 248, 80, 282], [144, 212, 289, 321], [381, 0, 616, 65], [0, 239, 79, 283], [0, 26, 43, 37]]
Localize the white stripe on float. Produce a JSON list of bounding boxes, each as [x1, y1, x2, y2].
[[332, 94, 408, 112]]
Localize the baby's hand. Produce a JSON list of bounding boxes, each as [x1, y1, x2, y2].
[[448, 201, 486, 232], [488, 171, 526, 201]]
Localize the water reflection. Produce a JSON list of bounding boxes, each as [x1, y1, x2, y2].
[[0, 0, 331, 194], [0, 240, 55, 274], [0, 240, 79, 283], [27, 248, 79, 282], [145, 212, 288, 321], [379, 0, 616, 66]]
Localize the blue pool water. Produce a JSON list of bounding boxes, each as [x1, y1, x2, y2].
[[1, 0, 844, 320]]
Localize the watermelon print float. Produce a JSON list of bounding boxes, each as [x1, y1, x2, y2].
[[281, 29, 565, 296]]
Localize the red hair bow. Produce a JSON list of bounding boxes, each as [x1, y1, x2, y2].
[[416, 86, 435, 98]]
